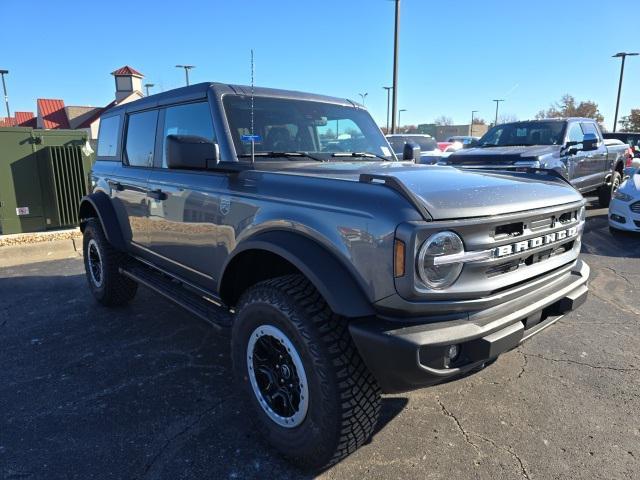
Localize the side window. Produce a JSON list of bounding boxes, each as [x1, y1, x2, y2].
[[580, 122, 600, 140], [162, 102, 215, 168], [125, 110, 158, 167], [97, 115, 120, 157], [567, 123, 584, 144]]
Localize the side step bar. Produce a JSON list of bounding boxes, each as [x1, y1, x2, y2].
[[120, 263, 232, 330]]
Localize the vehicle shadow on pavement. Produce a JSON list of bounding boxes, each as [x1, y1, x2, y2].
[[0, 263, 406, 479]]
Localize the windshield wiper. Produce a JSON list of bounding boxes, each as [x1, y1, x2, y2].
[[238, 151, 324, 162], [331, 152, 390, 162]]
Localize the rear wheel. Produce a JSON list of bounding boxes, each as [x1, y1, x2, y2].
[[82, 219, 137, 306], [231, 274, 381, 470], [598, 171, 621, 208]]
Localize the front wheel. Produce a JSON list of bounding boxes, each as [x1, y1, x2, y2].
[[231, 274, 381, 470]]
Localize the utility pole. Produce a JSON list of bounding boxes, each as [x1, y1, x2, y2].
[[383, 86, 392, 133], [175, 65, 195, 86], [144, 83, 155, 96], [398, 109, 407, 131], [493, 99, 504, 126], [470, 110, 478, 136], [391, 0, 400, 133], [612, 52, 638, 132], [0, 70, 10, 119], [358, 92, 368, 107]]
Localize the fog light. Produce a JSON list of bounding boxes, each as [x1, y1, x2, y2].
[[610, 214, 627, 224], [446, 344, 460, 361]]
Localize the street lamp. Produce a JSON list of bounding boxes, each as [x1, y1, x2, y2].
[[398, 109, 407, 130], [470, 110, 478, 136], [358, 92, 368, 106], [391, 0, 400, 133], [493, 99, 504, 125], [612, 52, 639, 132], [383, 86, 392, 133], [0, 69, 10, 118], [175, 65, 195, 86], [144, 83, 155, 96]]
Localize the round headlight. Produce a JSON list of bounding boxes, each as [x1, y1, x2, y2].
[[417, 231, 464, 289]]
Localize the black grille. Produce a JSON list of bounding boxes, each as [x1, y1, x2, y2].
[[631, 201, 640, 213]]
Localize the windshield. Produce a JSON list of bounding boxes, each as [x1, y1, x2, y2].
[[223, 95, 394, 161], [387, 135, 437, 153], [478, 121, 566, 147]]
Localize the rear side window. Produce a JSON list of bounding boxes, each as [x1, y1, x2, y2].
[[125, 110, 158, 167], [162, 102, 215, 168], [97, 115, 120, 157]]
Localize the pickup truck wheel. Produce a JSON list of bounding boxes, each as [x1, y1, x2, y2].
[[598, 171, 621, 208], [82, 218, 137, 306], [231, 274, 381, 470]]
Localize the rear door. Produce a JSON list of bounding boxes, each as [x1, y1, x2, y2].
[[110, 109, 159, 253], [146, 101, 225, 289]]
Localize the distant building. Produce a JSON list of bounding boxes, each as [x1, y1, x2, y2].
[[0, 66, 145, 139], [418, 123, 489, 141]]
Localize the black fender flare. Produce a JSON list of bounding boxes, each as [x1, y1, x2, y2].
[[78, 192, 127, 251], [219, 230, 375, 318]]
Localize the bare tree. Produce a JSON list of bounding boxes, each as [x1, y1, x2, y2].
[[433, 115, 453, 126], [472, 117, 487, 125], [498, 114, 519, 124]]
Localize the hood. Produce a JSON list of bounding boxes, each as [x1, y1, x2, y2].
[[447, 145, 560, 165], [619, 171, 640, 194], [271, 162, 583, 220]]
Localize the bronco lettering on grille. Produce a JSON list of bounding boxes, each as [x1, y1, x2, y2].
[[494, 226, 578, 258]]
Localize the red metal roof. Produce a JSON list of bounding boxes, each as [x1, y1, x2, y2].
[[0, 117, 16, 127], [15, 111, 36, 127], [37, 99, 70, 129], [111, 65, 143, 77]]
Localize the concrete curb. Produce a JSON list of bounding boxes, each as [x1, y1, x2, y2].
[[0, 238, 82, 268]]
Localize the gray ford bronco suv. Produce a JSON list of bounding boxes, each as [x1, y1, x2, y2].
[[79, 82, 589, 470]]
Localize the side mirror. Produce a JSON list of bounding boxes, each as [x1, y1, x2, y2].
[[166, 134, 218, 170], [582, 133, 598, 151], [403, 142, 421, 161]]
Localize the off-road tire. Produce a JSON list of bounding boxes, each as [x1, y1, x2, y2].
[[82, 218, 137, 306], [598, 170, 622, 208], [231, 274, 381, 471]]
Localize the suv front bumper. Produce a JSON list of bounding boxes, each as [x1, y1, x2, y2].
[[349, 259, 589, 393]]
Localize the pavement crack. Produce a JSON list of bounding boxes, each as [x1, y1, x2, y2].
[[436, 398, 480, 454], [602, 266, 636, 288], [589, 290, 640, 316], [517, 349, 528, 379], [526, 353, 638, 372], [473, 433, 531, 480]]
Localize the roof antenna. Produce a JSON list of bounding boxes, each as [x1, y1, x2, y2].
[[250, 49, 255, 165]]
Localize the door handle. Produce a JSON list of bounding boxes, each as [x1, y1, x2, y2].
[[147, 189, 167, 201], [108, 180, 124, 191]]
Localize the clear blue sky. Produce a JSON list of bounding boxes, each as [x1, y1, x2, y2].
[[3, 0, 639, 130]]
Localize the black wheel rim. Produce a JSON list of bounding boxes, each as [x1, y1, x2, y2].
[[87, 239, 103, 287]]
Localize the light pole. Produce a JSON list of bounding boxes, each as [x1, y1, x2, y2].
[[144, 83, 155, 96], [383, 86, 392, 133], [398, 109, 407, 131], [391, 0, 400, 133], [493, 99, 504, 125], [358, 92, 368, 107], [612, 52, 639, 132], [175, 65, 195, 86], [470, 110, 478, 136], [0, 69, 10, 119]]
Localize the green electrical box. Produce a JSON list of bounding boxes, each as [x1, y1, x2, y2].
[[0, 127, 95, 235]]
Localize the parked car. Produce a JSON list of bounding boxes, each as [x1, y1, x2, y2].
[[609, 167, 640, 233], [79, 82, 589, 470], [386, 134, 441, 164], [603, 132, 640, 155], [447, 135, 480, 147], [445, 118, 629, 207], [437, 141, 462, 153]]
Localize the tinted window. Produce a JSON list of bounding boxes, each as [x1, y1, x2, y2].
[[162, 102, 216, 168], [580, 122, 600, 140], [479, 121, 565, 146], [223, 95, 392, 160], [567, 123, 584, 143], [125, 110, 158, 167], [97, 115, 120, 157]]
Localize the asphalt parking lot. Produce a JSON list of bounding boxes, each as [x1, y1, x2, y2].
[[1, 198, 638, 480]]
